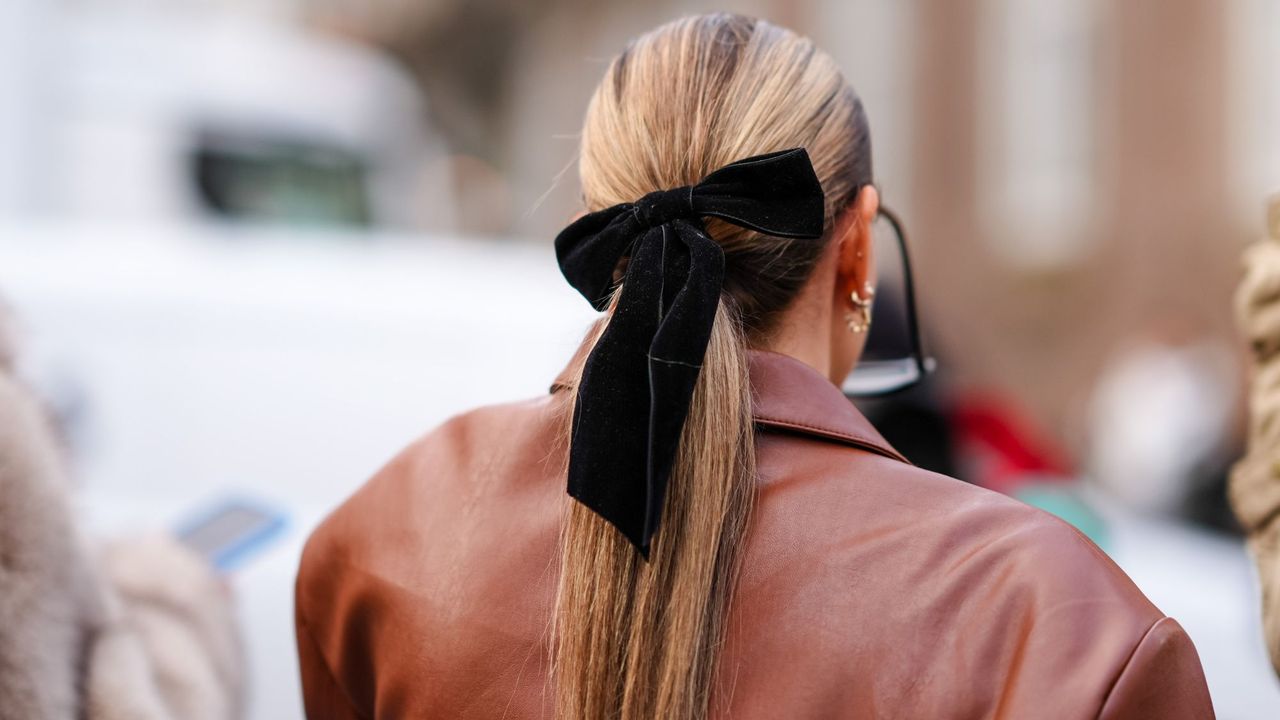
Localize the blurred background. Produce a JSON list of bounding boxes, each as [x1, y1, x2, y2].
[[0, 0, 1277, 717]]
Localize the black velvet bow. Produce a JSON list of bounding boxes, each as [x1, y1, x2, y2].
[[554, 147, 826, 556]]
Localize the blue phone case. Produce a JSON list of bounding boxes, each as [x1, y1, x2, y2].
[[176, 499, 288, 572]]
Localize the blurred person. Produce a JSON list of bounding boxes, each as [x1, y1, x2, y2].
[[1231, 195, 1280, 675], [1088, 340, 1239, 525], [0, 303, 244, 719], [296, 14, 1213, 720]]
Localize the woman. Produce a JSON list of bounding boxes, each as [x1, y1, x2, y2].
[[296, 14, 1213, 719]]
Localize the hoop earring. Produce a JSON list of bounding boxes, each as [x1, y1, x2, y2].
[[845, 282, 876, 334]]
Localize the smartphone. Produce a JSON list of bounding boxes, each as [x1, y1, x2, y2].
[[176, 499, 287, 572]]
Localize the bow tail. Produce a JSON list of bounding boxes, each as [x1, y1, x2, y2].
[[639, 222, 727, 550], [565, 229, 667, 553]]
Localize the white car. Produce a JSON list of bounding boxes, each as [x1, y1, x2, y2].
[[0, 2, 452, 230], [0, 226, 593, 719]]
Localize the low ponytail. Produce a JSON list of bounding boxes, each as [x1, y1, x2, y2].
[[554, 297, 754, 720], [551, 12, 872, 719]]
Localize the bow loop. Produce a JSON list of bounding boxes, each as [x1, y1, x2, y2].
[[554, 147, 826, 556], [691, 147, 828, 239], [634, 186, 696, 230]]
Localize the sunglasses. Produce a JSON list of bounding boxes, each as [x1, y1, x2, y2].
[[842, 205, 937, 397]]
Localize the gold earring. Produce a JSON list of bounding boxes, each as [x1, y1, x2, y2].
[[845, 282, 876, 334]]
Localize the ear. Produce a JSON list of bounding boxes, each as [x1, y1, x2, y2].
[[835, 185, 880, 297]]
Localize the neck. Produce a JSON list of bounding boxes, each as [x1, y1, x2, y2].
[[760, 320, 833, 380], [758, 278, 851, 384], [753, 256, 862, 386]]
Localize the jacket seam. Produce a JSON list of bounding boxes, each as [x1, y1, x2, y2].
[[298, 604, 370, 720], [1055, 521, 1160, 612], [1095, 615, 1168, 719]]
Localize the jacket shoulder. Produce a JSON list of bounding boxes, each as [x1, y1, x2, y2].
[[299, 393, 563, 580], [762, 436, 1160, 618], [295, 394, 567, 716], [883, 454, 1162, 622], [748, 440, 1186, 716]]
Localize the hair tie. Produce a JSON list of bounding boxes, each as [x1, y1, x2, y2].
[[555, 147, 826, 557]]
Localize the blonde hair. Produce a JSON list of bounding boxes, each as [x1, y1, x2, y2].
[[554, 14, 872, 720]]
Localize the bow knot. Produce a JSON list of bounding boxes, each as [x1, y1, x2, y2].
[[554, 147, 826, 557], [633, 186, 696, 230]]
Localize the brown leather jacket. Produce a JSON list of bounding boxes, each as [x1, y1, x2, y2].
[[296, 350, 1214, 719]]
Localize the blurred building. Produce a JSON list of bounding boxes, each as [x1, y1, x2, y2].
[[2, 0, 1276, 456], [895, 0, 1258, 457], [314, 0, 1275, 456]]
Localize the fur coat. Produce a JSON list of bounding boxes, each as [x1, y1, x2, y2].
[[1232, 196, 1280, 676], [0, 336, 243, 719]]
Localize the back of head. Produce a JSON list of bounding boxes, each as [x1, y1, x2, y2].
[[555, 14, 872, 720], [579, 13, 871, 336]]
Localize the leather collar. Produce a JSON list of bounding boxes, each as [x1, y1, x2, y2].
[[550, 344, 907, 465], [745, 350, 907, 463]]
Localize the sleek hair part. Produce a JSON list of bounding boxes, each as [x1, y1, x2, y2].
[[553, 13, 873, 720]]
